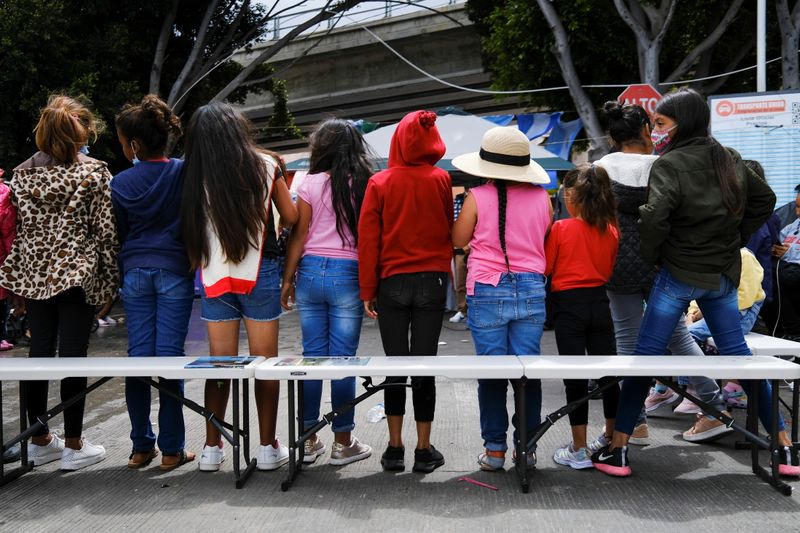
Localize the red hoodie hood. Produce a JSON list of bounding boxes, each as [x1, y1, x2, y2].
[[388, 111, 446, 167]]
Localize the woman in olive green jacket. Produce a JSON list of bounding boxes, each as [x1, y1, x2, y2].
[[591, 88, 799, 479]]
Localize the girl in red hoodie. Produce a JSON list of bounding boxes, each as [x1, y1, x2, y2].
[[358, 110, 453, 474]]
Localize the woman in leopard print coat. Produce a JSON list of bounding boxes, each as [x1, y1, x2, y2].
[[0, 95, 119, 471]]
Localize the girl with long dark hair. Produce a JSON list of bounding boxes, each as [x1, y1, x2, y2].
[[181, 102, 298, 472], [280, 119, 373, 465], [597, 101, 726, 448], [452, 126, 552, 471], [591, 88, 799, 478]]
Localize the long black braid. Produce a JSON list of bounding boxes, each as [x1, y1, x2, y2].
[[496, 180, 511, 272]]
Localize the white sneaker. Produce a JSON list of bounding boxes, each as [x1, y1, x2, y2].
[[303, 435, 326, 464], [198, 444, 225, 472], [61, 439, 106, 471], [449, 311, 466, 323], [257, 440, 289, 471], [97, 316, 117, 327], [27, 433, 65, 466]]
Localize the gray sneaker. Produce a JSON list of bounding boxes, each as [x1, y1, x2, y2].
[[329, 437, 372, 466], [303, 435, 327, 464], [587, 433, 609, 454]]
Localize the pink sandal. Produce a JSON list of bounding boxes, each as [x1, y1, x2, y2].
[[0, 340, 14, 351]]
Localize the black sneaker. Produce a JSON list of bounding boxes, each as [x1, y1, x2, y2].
[[590, 445, 631, 477], [381, 444, 405, 472], [413, 445, 445, 473]]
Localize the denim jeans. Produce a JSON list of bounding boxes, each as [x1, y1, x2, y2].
[[295, 256, 363, 433], [122, 268, 194, 454], [468, 273, 545, 452], [688, 299, 764, 342], [615, 268, 785, 435], [607, 290, 725, 419], [377, 272, 447, 422]]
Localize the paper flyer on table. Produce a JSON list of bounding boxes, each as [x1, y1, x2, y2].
[[185, 356, 257, 369], [275, 356, 370, 366]]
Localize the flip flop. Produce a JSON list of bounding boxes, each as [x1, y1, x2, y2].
[[128, 448, 159, 469], [159, 450, 196, 472]]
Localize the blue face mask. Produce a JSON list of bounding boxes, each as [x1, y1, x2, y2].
[[79, 145, 89, 155], [130, 142, 140, 165]]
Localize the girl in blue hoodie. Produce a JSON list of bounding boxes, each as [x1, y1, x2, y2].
[[112, 94, 195, 471]]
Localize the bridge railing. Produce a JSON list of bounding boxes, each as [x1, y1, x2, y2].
[[269, 0, 460, 40]]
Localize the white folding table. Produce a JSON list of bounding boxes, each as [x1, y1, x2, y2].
[[0, 356, 264, 488], [521, 355, 800, 495], [255, 356, 529, 491], [744, 332, 800, 356]]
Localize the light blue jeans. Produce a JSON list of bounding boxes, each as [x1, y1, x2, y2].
[[122, 268, 194, 455], [688, 299, 764, 343], [468, 273, 545, 452], [295, 256, 363, 433], [615, 268, 785, 434], [607, 290, 725, 417]]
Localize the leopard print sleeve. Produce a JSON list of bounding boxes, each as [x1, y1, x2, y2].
[[85, 165, 120, 305]]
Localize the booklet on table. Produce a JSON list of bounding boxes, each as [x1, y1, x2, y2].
[[185, 356, 258, 369]]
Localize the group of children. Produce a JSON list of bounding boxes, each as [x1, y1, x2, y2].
[[6, 87, 799, 479]]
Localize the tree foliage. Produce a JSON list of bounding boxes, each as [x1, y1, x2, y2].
[[0, 0, 339, 173], [466, 0, 781, 154]]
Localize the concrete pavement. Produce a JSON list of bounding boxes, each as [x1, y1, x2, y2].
[[1, 302, 799, 532]]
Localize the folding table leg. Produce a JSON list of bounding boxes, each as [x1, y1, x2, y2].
[[232, 378, 257, 489], [792, 378, 799, 445], [2, 377, 112, 487], [281, 380, 298, 492], [680, 378, 792, 496], [1, 381, 33, 487], [138, 377, 255, 488], [748, 379, 792, 495], [514, 377, 529, 494]]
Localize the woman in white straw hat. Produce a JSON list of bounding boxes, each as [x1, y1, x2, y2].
[[452, 126, 552, 471]]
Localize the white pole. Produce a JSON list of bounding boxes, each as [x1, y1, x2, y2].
[[757, 0, 766, 92]]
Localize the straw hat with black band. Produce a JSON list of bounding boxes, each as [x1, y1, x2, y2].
[[452, 126, 550, 184]]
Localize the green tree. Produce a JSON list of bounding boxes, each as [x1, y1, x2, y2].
[[467, 0, 774, 156], [0, 1, 365, 172]]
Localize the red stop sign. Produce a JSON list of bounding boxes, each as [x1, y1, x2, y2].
[[618, 84, 662, 117]]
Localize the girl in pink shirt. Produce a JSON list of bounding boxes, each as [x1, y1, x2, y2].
[[452, 127, 552, 472], [280, 119, 373, 466]]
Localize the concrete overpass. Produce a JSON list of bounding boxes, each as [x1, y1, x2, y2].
[[235, 3, 524, 152]]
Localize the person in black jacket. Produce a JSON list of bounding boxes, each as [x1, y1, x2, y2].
[[591, 88, 798, 479], [596, 102, 728, 449]]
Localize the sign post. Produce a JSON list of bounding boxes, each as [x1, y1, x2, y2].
[[618, 84, 662, 117]]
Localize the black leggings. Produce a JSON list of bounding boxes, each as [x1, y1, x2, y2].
[[25, 287, 96, 438], [551, 287, 620, 427], [377, 272, 446, 422]]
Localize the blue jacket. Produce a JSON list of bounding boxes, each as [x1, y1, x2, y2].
[[746, 214, 781, 302], [111, 159, 191, 277]]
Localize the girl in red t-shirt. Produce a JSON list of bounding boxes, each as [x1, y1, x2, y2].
[[544, 165, 620, 470]]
